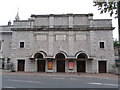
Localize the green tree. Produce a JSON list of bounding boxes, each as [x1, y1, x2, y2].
[[93, 0, 120, 43], [93, 0, 118, 17], [114, 40, 120, 48]]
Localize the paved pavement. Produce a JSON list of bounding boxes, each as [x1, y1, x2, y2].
[[1, 70, 118, 80], [2, 70, 119, 88]]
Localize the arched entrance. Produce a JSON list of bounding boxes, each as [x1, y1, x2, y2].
[[55, 53, 65, 72], [77, 53, 87, 73], [34, 53, 45, 72]]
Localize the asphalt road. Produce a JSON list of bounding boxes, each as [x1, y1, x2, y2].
[[2, 73, 119, 88]]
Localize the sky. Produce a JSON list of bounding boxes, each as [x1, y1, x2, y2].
[[0, 0, 118, 39]]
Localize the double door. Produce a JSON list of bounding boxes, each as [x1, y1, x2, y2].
[[57, 60, 65, 72], [37, 60, 45, 72], [77, 61, 86, 72], [18, 60, 25, 71], [99, 61, 107, 73]]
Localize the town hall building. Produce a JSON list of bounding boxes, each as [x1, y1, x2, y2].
[[0, 13, 115, 73]]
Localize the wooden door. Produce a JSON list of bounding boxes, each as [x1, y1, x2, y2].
[[57, 60, 65, 72], [99, 61, 107, 73], [18, 60, 25, 71], [37, 60, 45, 72], [77, 61, 86, 72]]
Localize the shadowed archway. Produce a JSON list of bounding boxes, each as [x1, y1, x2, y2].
[[77, 53, 87, 73], [34, 53, 43, 59], [77, 53, 88, 59], [55, 53, 65, 72], [34, 53, 45, 72]]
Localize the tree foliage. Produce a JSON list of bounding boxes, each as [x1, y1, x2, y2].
[[93, 0, 118, 17], [114, 40, 120, 48]]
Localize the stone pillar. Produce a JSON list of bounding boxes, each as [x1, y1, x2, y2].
[[68, 15, 73, 28], [49, 14, 54, 28], [48, 32, 54, 56], [4, 58, 7, 69], [54, 60, 57, 72], [0, 58, 2, 69], [89, 31, 96, 57], [35, 60, 37, 72], [68, 31, 74, 56]]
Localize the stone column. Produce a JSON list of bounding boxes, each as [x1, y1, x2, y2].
[[49, 14, 54, 28], [68, 31, 74, 56], [68, 14, 73, 28], [48, 32, 54, 56]]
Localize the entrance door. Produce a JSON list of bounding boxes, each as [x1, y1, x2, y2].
[[18, 60, 25, 71], [99, 61, 107, 73], [37, 60, 45, 72], [77, 61, 86, 72], [57, 60, 65, 72]]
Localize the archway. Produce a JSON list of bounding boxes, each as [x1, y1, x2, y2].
[[34, 53, 43, 59], [55, 53, 65, 72], [34, 53, 45, 72], [77, 53, 87, 73], [77, 53, 88, 59]]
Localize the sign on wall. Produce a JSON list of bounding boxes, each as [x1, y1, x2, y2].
[[48, 61, 53, 70], [37, 35, 47, 41], [69, 61, 74, 70], [76, 35, 86, 40], [56, 35, 66, 41]]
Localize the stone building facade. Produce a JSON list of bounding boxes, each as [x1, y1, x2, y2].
[[0, 24, 12, 69], [0, 13, 115, 73]]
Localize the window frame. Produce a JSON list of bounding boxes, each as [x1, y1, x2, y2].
[[19, 42, 25, 48], [100, 42, 105, 49]]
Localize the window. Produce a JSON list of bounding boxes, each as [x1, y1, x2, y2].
[[20, 42, 24, 48], [7, 58, 10, 63], [115, 60, 120, 67], [100, 42, 104, 48]]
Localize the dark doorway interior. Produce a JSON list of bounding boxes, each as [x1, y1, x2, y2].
[[55, 53, 66, 72], [77, 61, 86, 72], [57, 60, 65, 72], [18, 60, 25, 71], [37, 60, 45, 72], [99, 61, 107, 73]]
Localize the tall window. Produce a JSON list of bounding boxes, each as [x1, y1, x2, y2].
[[20, 42, 24, 48], [100, 42, 104, 48]]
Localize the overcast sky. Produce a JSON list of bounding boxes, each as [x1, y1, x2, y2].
[[0, 0, 118, 39]]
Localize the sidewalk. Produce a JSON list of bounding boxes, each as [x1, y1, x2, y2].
[[2, 70, 119, 80]]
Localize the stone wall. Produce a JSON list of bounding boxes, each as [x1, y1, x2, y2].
[[13, 14, 112, 28], [1, 14, 114, 73], [11, 28, 114, 73]]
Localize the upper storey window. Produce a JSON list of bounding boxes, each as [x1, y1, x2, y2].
[[100, 42, 104, 48], [20, 42, 24, 48]]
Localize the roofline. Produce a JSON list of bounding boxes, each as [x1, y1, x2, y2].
[[31, 13, 93, 17], [11, 27, 115, 31], [93, 19, 112, 21], [14, 20, 34, 22]]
